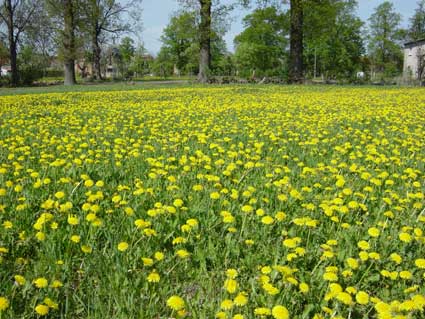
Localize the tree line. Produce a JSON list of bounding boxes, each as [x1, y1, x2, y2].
[[0, 0, 142, 86], [1, 0, 425, 86]]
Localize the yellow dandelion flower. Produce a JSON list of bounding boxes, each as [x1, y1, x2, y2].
[[272, 305, 289, 319], [224, 278, 238, 294], [176, 249, 190, 258], [254, 307, 271, 316], [54, 191, 65, 199], [33, 277, 48, 288], [142, 257, 154, 266], [14, 275, 25, 285], [357, 240, 370, 250], [71, 235, 81, 243], [336, 292, 353, 305], [210, 192, 220, 199], [299, 282, 309, 293], [81, 245, 92, 253], [67, 215, 79, 226], [323, 272, 338, 282], [117, 242, 129, 251], [368, 227, 380, 237], [0, 297, 9, 311], [51, 280, 63, 288], [154, 252, 164, 261], [233, 293, 248, 306], [167, 295, 185, 311], [399, 232, 412, 243], [415, 258, 425, 269], [346, 257, 359, 269], [356, 291, 369, 305], [261, 215, 274, 225], [147, 271, 160, 283], [35, 304, 49, 316], [241, 205, 253, 213], [400, 271, 412, 279], [44, 297, 58, 309], [220, 299, 233, 310]]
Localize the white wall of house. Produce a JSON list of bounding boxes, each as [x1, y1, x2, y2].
[[1, 66, 11, 77], [403, 42, 425, 79]]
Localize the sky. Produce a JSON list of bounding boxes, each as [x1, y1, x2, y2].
[[140, 0, 418, 55]]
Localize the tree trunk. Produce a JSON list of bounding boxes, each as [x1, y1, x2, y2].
[[5, 0, 18, 86], [8, 39, 18, 86], [92, 31, 102, 80], [289, 0, 304, 84], [63, 0, 76, 85], [198, 0, 211, 83], [64, 60, 76, 85]]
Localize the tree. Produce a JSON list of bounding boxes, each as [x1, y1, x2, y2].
[[153, 47, 174, 78], [178, 0, 234, 82], [409, 0, 425, 41], [0, 0, 42, 86], [45, 0, 82, 85], [368, 1, 404, 77], [118, 36, 135, 77], [238, 0, 366, 82], [63, 0, 77, 85], [303, 0, 364, 80], [84, 0, 142, 80], [160, 11, 198, 74], [22, 6, 56, 78], [158, 9, 228, 76], [288, 0, 303, 83], [239, 0, 305, 83], [0, 39, 7, 61], [198, 0, 212, 82], [130, 45, 152, 78], [234, 6, 288, 77]]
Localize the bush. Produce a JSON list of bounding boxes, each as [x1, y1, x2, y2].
[[19, 65, 44, 86], [0, 75, 9, 87], [45, 69, 64, 78], [17, 46, 47, 85]]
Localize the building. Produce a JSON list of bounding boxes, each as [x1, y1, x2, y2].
[[403, 39, 425, 82], [1, 65, 11, 77]]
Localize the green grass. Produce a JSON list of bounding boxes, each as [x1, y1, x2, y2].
[[0, 80, 195, 96]]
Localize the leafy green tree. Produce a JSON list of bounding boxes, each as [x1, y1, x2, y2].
[[234, 6, 288, 77], [152, 47, 174, 78], [118, 36, 135, 77], [240, 0, 305, 82], [408, 0, 425, 41], [178, 0, 236, 82], [0, 0, 43, 86], [130, 45, 152, 77], [17, 45, 45, 84], [160, 11, 198, 74], [158, 10, 228, 76], [304, 0, 364, 80], [368, 1, 404, 77]]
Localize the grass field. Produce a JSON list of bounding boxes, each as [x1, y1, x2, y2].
[[0, 80, 192, 96], [0, 86, 424, 318]]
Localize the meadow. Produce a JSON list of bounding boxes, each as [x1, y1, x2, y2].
[[0, 86, 424, 319]]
